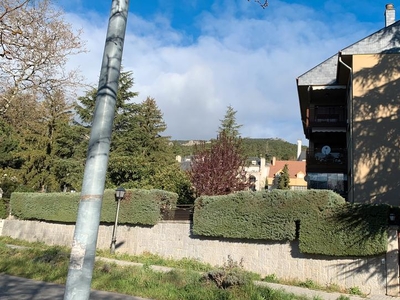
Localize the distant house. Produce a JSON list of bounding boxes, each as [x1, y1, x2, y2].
[[266, 158, 307, 191], [175, 155, 192, 171], [176, 154, 269, 192], [296, 4, 400, 204], [177, 140, 306, 192], [244, 157, 269, 191]]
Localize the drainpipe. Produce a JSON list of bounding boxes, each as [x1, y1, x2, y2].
[[338, 56, 354, 203], [306, 85, 311, 137]]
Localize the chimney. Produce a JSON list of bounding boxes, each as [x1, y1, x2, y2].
[[385, 4, 395, 27], [260, 157, 266, 171], [297, 139, 302, 160], [271, 157, 276, 166]]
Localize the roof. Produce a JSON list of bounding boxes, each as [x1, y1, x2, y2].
[[297, 54, 338, 86], [341, 20, 400, 55], [297, 151, 306, 161], [297, 21, 400, 87], [268, 161, 306, 179]]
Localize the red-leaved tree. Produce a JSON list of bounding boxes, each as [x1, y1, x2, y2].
[[189, 133, 248, 197]]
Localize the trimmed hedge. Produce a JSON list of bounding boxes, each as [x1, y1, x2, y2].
[[10, 189, 178, 226], [0, 198, 8, 219], [300, 203, 389, 256], [193, 190, 390, 256], [193, 190, 344, 241]]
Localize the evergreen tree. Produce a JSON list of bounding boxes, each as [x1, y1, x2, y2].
[[134, 97, 170, 156], [0, 119, 23, 170], [76, 71, 191, 198], [75, 70, 139, 130], [107, 96, 175, 188], [277, 164, 290, 190], [218, 105, 242, 138], [4, 89, 80, 192], [52, 122, 88, 191]]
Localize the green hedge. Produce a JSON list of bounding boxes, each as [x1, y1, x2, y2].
[[10, 189, 178, 226], [0, 198, 8, 219], [300, 203, 389, 256], [193, 190, 390, 256]]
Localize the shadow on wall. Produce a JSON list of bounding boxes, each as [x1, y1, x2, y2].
[[352, 49, 400, 205], [326, 205, 389, 290]]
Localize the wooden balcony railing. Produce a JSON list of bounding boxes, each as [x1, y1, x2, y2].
[[309, 119, 347, 128], [306, 149, 347, 167]]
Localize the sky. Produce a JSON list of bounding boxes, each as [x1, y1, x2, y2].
[[55, 0, 394, 144]]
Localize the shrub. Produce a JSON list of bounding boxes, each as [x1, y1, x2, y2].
[[10, 189, 178, 225], [203, 256, 252, 289], [263, 274, 279, 283], [0, 198, 8, 219], [348, 286, 362, 296], [193, 189, 389, 256]]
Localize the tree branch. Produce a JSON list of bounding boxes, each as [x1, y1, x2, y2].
[[248, 0, 269, 8]]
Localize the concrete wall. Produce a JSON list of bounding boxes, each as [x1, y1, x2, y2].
[[0, 219, 397, 296]]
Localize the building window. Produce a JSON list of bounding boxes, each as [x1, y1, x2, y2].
[[314, 106, 345, 122], [307, 173, 347, 193], [291, 186, 307, 191]]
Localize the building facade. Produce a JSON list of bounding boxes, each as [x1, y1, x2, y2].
[[297, 4, 400, 204], [266, 158, 307, 191]]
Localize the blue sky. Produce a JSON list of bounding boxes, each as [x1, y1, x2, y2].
[[56, 0, 395, 144]]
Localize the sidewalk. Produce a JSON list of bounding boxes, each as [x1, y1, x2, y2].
[[0, 274, 151, 300], [256, 281, 398, 300]]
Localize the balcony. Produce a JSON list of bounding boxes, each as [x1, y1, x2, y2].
[[306, 149, 347, 172], [309, 115, 347, 128], [307, 107, 347, 133]]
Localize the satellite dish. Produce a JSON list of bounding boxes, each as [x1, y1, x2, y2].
[[322, 145, 331, 155]]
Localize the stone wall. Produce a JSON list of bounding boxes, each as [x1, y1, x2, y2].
[[1, 219, 397, 296]]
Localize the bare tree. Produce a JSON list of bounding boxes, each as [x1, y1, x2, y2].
[[0, 0, 86, 116], [0, 0, 29, 59]]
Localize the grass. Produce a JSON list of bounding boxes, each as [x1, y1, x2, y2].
[[263, 275, 365, 297], [0, 237, 358, 300], [96, 248, 214, 272]]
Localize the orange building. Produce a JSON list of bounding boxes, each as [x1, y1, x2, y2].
[[266, 158, 307, 191]]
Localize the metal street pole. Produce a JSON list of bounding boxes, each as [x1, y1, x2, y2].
[[110, 187, 125, 254], [63, 1, 130, 299], [110, 197, 121, 254]]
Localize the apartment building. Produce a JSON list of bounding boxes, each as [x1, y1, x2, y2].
[[296, 4, 400, 204]]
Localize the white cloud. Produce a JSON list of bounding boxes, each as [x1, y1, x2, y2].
[[63, 0, 383, 144]]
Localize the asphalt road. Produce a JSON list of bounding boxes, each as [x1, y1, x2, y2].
[[0, 274, 151, 300]]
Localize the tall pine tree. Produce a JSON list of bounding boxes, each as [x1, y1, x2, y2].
[[190, 106, 247, 197], [277, 164, 290, 190], [218, 105, 242, 138], [7, 89, 79, 192], [75, 71, 192, 200]]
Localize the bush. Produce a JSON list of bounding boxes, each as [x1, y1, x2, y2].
[[193, 189, 344, 241], [0, 198, 8, 219], [299, 203, 389, 256], [193, 189, 389, 257], [203, 256, 252, 289], [10, 189, 178, 225]]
